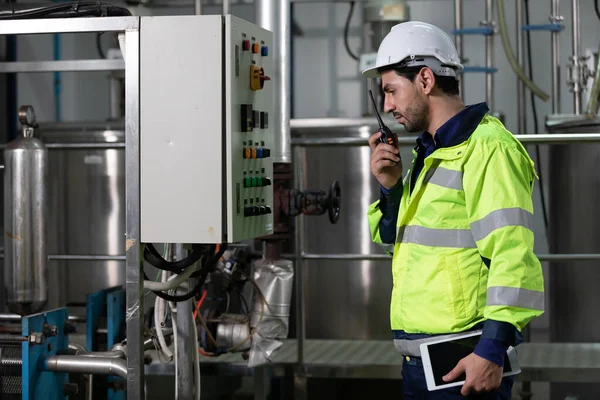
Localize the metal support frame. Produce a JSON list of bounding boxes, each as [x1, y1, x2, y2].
[[0, 16, 144, 399]]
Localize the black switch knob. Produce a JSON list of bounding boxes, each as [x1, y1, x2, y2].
[[244, 206, 253, 217], [252, 206, 261, 216], [264, 148, 271, 158], [263, 177, 272, 187], [258, 206, 266, 215], [265, 206, 272, 214]]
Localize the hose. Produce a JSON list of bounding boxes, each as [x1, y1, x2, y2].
[[154, 271, 174, 361], [143, 261, 199, 291], [496, 0, 550, 102]]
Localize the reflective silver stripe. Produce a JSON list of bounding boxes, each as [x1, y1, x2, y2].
[[471, 208, 534, 241], [378, 243, 395, 254], [393, 331, 482, 356], [397, 225, 477, 248], [428, 167, 463, 190], [487, 286, 544, 311]]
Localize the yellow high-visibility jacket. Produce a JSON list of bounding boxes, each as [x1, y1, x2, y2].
[[368, 113, 544, 345]]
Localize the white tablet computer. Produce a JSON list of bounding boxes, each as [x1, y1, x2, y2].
[[419, 330, 521, 391]]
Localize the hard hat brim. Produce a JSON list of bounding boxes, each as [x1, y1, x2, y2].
[[362, 65, 382, 78]]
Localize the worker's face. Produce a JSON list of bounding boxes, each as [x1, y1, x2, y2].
[[381, 70, 429, 133]]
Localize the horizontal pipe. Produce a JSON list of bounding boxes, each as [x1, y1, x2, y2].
[[293, 253, 600, 262], [0, 334, 27, 342], [44, 355, 127, 379], [0, 59, 125, 73], [0, 313, 85, 323], [291, 133, 600, 147], [0, 254, 125, 261], [0, 143, 125, 150]]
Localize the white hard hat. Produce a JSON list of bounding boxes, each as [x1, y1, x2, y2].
[[362, 21, 463, 79]]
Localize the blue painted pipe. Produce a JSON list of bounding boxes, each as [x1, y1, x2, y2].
[[462, 66, 498, 73], [451, 27, 494, 36], [521, 24, 563, 32]]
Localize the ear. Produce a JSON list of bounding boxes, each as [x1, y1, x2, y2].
[[417, 67, 435, 95]]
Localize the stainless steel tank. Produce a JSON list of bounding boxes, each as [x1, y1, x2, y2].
[[37, 122, 126, 314], [3, 106, 48, 315], [546, 115, 600, 400], [293, 117, 410, 340]]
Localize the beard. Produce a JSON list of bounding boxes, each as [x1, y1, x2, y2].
[[394, 91, 430, 133]]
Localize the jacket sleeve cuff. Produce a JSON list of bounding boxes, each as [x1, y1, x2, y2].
[[474, 338, 509, 367], [481, 319, 523, 347]]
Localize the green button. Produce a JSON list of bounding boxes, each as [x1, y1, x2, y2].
[[245, 177, 251, 188], [251, 177, 257, 187], [257, 177, 263, 187]]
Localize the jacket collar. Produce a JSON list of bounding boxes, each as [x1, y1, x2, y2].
[[416, 102, 490, 152]]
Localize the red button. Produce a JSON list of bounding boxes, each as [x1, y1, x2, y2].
[[242, 40, 250, 51]]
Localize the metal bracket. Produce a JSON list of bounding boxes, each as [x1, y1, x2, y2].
[[22, 308, 69, 400], [567, 55, 592, 94], [86, 286, 126, 399]]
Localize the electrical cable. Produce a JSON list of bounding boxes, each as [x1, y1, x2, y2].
[[524, 0, 549, 231], [0, 2, 132, 19], [144, 243, 209, 274], [149, 245, 227, 303], [344, 1, 359, 61], [595, 0, 600, 21]]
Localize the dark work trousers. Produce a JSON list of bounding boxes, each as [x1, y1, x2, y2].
[[402, 356, 514, 400]]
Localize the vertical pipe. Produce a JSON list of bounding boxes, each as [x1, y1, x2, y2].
[[173, 244, 194, 400], [53, 34, 61, 121], [6, 35, 17, 141], [485, 0, 494, 110], [255, 0, 292, 164], [108, 76, 122, 120], [124, 29, 144, 400], [571, 0, 581, 114], [551, 0, 561, 114], [293, 146, 305, 367], [454, 0, 465, 97], [222, 0, 229, 15], [516, 0, 526, 134], [195, 0, 202, 15]]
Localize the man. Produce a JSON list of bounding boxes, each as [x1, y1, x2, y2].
[[363, 21, 545, 399]]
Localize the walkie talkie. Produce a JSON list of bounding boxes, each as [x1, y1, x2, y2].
[[369, 90, 398, 148]]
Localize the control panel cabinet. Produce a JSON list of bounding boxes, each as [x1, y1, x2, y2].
[[140, 15, 274, 244]]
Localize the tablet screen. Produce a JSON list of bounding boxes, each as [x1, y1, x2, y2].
[[427, 336, 513, 387]]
